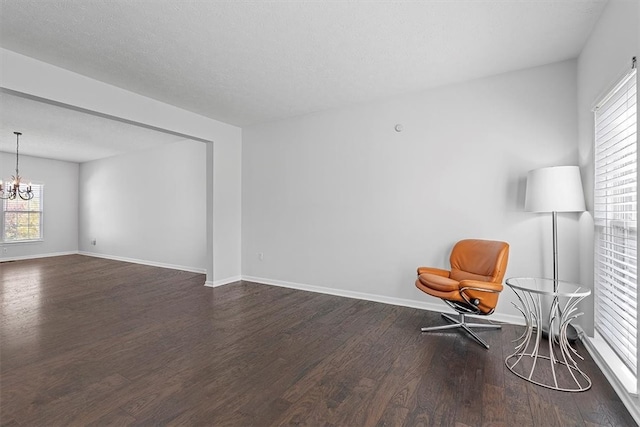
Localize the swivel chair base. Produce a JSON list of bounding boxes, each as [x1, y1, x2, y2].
[[421, 312, 501, 349]]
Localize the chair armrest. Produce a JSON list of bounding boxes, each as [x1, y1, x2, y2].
[[459, 280, 503, 293], [417, 267, 450, 277], [458, 280, 503, 314]]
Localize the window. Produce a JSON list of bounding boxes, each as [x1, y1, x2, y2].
[[2, 184, 43, 242], [594, 68, 637, 377]]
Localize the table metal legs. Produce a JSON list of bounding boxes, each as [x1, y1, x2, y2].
[[505, 288, 591, 392]]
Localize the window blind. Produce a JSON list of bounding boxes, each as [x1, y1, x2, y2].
[[594, 68, 638, 376]]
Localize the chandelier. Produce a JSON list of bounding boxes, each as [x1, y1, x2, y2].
[[0, 132, 33, 201]]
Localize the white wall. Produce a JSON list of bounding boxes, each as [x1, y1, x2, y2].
[[577, 0, 639, 337], [1, 48, 243, 284], [242, 60, 580, 320], [78, 139, 206, 272], [0, 152, 78, 259]]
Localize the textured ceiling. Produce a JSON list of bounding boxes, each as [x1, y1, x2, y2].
[[0, 0, 607, 129], [0, 92, 186, 163]]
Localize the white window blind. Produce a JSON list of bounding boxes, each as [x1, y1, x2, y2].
[[594, 68, 638, 376], [2, 184, 43, 242]]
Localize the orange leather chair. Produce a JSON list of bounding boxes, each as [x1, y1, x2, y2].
[[416, 239, 509, 349]]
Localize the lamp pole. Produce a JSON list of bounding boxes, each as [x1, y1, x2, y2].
[[552, 211, 558, 290], [551, 210, 579, 342]]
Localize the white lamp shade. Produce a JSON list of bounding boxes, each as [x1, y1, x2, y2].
[[525, 166, 586, 212]]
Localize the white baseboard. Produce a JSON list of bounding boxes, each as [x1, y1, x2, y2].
[[0, 250, 78, 262], [241, 275, 525, 326], [78, 251, 206, 274], [204, 276, 242, 288]]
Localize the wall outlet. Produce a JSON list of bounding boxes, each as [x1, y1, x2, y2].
[[91, 238, 97, 246], [2, 247, 7, 255], [258, 252, 264, 261]]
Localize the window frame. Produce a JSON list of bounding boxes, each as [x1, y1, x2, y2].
[[1, 183, 44, 243]]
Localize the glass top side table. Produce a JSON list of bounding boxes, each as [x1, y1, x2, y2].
[[504, 277, 592, 392]]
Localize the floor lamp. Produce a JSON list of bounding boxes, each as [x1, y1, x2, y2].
[[525, 166, 586, 340]]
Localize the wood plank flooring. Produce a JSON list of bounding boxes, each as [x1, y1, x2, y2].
[[0, 255, 636, 426]]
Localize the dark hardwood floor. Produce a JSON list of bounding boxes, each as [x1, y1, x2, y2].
[[0, 255, 635, 426]]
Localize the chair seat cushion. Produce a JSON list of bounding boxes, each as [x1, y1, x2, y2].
[[417, 273, 460, 292]]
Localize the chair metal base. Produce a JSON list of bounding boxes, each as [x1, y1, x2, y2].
[[421, 312, 501, 349]]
